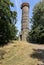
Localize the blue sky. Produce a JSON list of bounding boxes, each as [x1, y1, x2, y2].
[[10, 0, 40, 34]]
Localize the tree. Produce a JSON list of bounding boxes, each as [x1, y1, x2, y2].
[[28, 1, 44, 43], [0, 0, 17, 45]]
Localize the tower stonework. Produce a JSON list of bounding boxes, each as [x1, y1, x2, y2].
[[21, 3, 29, 41]]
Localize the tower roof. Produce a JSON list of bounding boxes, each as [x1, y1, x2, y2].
[[21, 3, 29, 9]]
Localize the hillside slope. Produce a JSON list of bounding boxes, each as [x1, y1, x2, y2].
[[0, 41, 44, 65]]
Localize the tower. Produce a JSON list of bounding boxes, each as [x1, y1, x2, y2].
[[21, 3, 29, 41], [41, 0, 44, 2]]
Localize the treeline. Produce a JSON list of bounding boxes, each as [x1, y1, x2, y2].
[[28, 1, 44, 43], [0, 0, 18, 45]]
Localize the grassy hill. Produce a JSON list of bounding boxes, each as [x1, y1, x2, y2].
[[0, 41, 44, 65]]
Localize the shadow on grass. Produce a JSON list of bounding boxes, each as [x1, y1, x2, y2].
[[27, 40, 44, 45], [30, 49, 44, 63], [0, 40, 13, 47], [0, 42, 9, 47]]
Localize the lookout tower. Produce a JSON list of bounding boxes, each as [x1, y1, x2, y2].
[[41, 0, 44, 2], [20, 3, 29, 41]]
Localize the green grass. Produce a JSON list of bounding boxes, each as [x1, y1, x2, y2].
[[0, 41, 44, 65]]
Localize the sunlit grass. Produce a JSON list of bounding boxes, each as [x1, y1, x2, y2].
[[0, 41, 44, 65]]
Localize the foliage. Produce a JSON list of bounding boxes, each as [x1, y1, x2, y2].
[[0, 0, 17, 45], [28, 1, 44, 43]]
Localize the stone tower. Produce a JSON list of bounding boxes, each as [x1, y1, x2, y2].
[[41, 0, 44, 2], [21, 3, 29, 41]]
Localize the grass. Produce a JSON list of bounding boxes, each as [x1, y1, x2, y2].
[[0, 41, 44, 65]]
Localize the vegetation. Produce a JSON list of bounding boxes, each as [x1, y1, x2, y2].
[[0, 0, 18, 45], [0, 41, 44, 65], [28, 1, 44, 43], [0, 50, 6, 59]]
